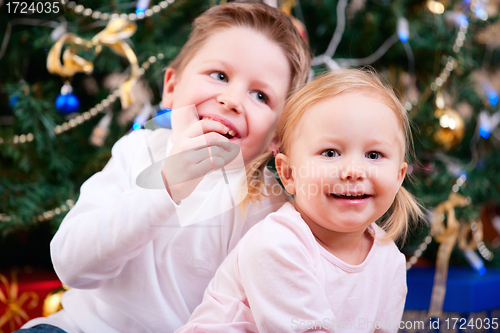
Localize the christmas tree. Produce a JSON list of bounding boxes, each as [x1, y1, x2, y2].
[[1, 0, 500, 312]]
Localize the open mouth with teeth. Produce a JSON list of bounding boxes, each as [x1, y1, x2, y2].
[[200, 116, 240, 140], [331, 193, 371, 199]]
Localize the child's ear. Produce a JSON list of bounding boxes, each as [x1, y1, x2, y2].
[[162, 68, 177, 108], [397, 162, 407, 188], [265, 136, 280, 153], [275, 153, 295, 195]]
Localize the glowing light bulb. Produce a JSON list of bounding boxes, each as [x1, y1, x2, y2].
[[427, 0, 445, 14], [488, 92, 499, 105], [479, 126, 490, 139], [135, 0, 150, 14], [397, 18, 410, 43]]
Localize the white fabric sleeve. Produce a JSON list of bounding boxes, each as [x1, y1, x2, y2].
[[50, 130, 177, 289], [375, 252, 407, 333]]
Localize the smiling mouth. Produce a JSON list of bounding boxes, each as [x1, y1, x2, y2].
[[200, 116, 240, 139], [331, 193, 372, 199]]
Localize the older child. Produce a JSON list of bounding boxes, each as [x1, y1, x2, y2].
[[20, 2, 310, 332], [177, 69, 424, 333]]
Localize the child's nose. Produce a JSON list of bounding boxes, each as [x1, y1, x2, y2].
[[339, 158, 366, 181], [217, 86, 243, 114]]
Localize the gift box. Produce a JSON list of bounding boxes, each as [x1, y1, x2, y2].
[[0, 267, 62, 333], [406, 267, 500, 313], [402, 267, 500, 333]]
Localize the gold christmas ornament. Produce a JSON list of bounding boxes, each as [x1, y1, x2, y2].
[[433, 107, 465, 150], [42, 285, 69, 317]]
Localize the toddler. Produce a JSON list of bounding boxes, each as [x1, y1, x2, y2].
[[177, 69, 424, 333], [20, 2, 310, 333]]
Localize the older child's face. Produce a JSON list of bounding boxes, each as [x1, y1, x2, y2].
[[163, 27, 291, 163], [280, 93, 407, 237]]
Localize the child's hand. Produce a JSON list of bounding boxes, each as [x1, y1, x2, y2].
[[162, 118, 239, 203]]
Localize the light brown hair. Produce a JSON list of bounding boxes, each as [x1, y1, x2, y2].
[[169, 0, 311, 96], [245, 68, 424, 243]]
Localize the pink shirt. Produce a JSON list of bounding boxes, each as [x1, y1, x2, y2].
[[177, 202, 407, 333]]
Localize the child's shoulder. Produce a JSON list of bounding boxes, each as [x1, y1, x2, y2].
[[371, 224, 406, 263], [126, 127, 172, 145], [242, 170, 292, 218], [111, 128, 172, 159], [243, 202, 317, 254]]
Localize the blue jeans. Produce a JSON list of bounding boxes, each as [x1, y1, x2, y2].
[[15, 324, 68, 333]]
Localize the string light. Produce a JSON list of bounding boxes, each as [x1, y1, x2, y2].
[[1, 53, 165, 146], [0, 200, 75, 224], [406, 234, 433, 270], [427, 0, 445, 14], [61, 0, 175, 21], [445, 11, 469, 27]]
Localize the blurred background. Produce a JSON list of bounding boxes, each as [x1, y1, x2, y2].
[[1, 0, 500, 331]]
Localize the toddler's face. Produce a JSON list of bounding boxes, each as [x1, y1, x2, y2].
[[282, 93, 407, 237], [163, 27, 291, 164]]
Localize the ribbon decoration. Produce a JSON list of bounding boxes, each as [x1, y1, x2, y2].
[[458, 219, 483, 251], [46, 18, 139, 109], [0, 270, 39, 333], [91, 18, 139, 109], [428, 192, 469, 317], [46, 33, 94, 77]]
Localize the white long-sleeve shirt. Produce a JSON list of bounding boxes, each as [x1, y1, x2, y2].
[[177, 202, 407, 333], [23, 128, 289, 333]]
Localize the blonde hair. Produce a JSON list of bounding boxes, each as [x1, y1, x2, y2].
[[244, 68, 424, 244], [169, 1, 311, 96]]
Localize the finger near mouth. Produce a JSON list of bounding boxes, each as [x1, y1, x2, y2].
[[200, 116, 240, 139]]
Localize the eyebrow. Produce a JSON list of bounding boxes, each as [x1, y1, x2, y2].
[[313, 135, 399, 148]]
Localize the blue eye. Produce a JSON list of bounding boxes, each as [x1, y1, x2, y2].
[[250, 91, 268, 103], [210, 71, 228, 82], [321, 149, 339, 158], [366, 151, 382, 159]]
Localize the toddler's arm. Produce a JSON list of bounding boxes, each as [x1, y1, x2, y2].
[[375, 252, 407, 333], [237, 220, 336, 332], [178, 209, 335, 332], [51, 129, 178, 289]]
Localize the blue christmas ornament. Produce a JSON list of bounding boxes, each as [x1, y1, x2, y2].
[[154, 107, 172, 129], [9, 94, 19, 108], [55, 82, 80, 114]]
